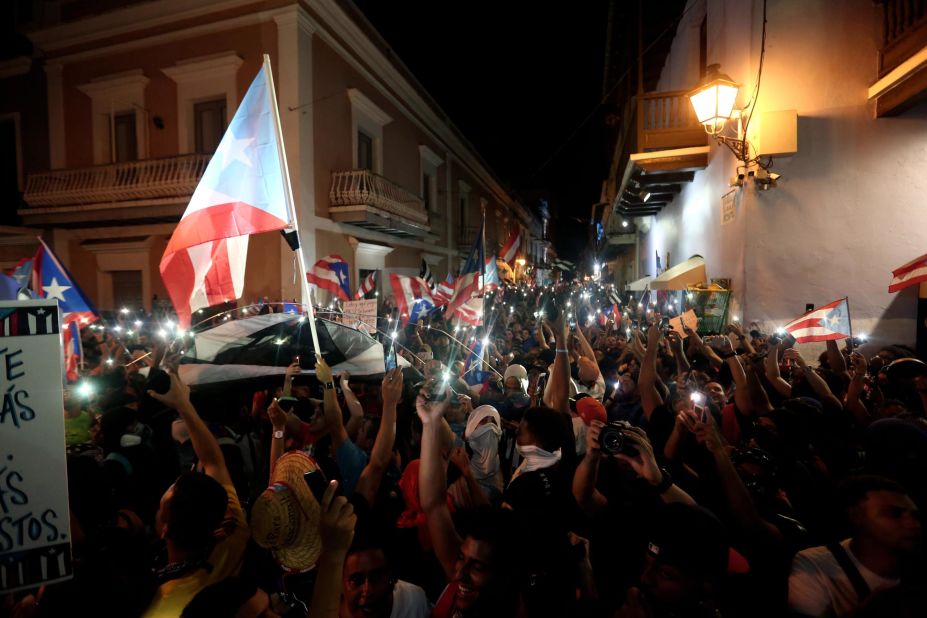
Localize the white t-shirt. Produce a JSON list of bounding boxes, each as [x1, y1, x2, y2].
[[788, 538, 900, 617], [571, 375, 606, 401], [391, 579, 432, 618]]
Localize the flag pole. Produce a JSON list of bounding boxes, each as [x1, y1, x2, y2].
[[844, 296, 854, 353], [262, 54, 323, 359]]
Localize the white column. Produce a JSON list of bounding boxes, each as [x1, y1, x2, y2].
[[274, 6, 316, 302], [45, 63, 66, 169]]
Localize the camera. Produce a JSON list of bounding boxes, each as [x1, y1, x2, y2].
[[598, 420, 638, 457]]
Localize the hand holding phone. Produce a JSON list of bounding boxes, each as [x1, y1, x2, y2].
[[304, 468, 329, 503]]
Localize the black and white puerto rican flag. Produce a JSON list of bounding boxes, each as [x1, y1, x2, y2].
[[174, 313, 386, 386], [553, 259, 575, 272], [420, 259, 435, 288]]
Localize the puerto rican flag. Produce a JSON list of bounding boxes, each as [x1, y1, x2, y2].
[[447, 218, 484, 317], [783, 297, 852, 343], [33, 238, 98, 328], [499, 228, 521, 265], [355, 271, 377, 299], [307, 255, 351, 301], [160, 63, 292, 328], [888, 253, 927, 293], [456, 297, 483, 326], [433, 272, 455, 307], [389, 274, 434, 325], [484, 255, 500, 292]]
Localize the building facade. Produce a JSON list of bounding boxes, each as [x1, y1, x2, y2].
[[601, 0, 927, 349], [0, 0, 547, 314]]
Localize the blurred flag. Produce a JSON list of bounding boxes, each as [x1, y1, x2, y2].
[[433, 273, 455, 307], [420, 259, 434, 288], [888, 253, 927, 293], [355, 271, 377, 299], [499, 228, 521, 265], [160, 64, 292, 328], [389, 274, 434, 325], [307, 255, 351, 301], [448, 218, 484, 318], [484, 255, 500, 292], [33, 238, 98, 327], [783, 297, 852, 343], [553, 258, 574, 272]]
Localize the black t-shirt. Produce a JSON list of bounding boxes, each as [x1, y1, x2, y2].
[[503, 466, 577, 573]]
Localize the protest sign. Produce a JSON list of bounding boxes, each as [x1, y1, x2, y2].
[[0, 300, 72, 593], [340, 299, 378, 334], [668, 309, 699, 338]]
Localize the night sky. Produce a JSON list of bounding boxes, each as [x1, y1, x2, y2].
[[354, 0, 615, 261]]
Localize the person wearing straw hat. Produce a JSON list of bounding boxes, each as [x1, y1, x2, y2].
[[251, 451, 323, 573], [142, 360, 250, 618]]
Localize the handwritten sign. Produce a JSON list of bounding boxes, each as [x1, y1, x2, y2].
[[721, 190, 736, 225], [0, 301, 72, 593], [668, 309, 699, 338], [339, 299, 378, 334]]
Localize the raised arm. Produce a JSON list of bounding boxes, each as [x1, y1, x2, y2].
[[148, 362, 232, 488], [418, 388, 462, 581], [782, 349, 843, 414], [572, 421, 609, 514], [574, 326, 598, 367], [765, 342, 793, 398], [825, 339, 848, 379], [281, 360, 300, 397], [316, 358, 348, 449], [639, 322, 664, 420], [267, 399, 288, 476], [339, 372, 365, 440], [353, 368, 402, 506], [543, 314, 571, 414], [666, 331, 690, 380], [845, 352, 872, 427], [309, 481, 356, 618], [705, 335, 753, 415]]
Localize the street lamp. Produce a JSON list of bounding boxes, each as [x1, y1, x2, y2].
[[687, 64, 739, 136]]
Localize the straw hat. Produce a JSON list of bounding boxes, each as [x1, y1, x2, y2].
[[250, 451, 322, 572]]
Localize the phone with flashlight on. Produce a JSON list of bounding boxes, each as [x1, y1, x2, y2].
[[690, 391, 709, 423]]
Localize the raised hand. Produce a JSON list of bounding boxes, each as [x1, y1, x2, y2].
[[782, 347, 807, 368], [415, 386, 450, 425], [614, 426, 662, 485], [381, 367, 404, 407], [267, 398, 287, 431], [705, 334, 734, 356], [693, 415, 725, 455], [285, 360, 301, 380], [147, 356, 191, 410], [318, 480, 356, 556], [315, 356, 333, 383]]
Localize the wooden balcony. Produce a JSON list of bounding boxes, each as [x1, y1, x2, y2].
[[870, 0, 927, 116], [23, 154, 209, 207], [602, 89, 710, 236], [329, 169, 431, 238]]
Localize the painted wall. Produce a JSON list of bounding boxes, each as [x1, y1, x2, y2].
[[640, 0, 927, 347]]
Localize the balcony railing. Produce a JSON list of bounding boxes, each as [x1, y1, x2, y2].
[[636, 90, 707, 152], [880, 0, 927, 75], [457, 225, 479, 248], [23, 154, 210, 207], [329, 169, 430, 237]]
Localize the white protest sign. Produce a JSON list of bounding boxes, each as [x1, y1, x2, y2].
[[0, 300, 72, 593], [340, 299, 378, 334], [668, 309, 699, 338]]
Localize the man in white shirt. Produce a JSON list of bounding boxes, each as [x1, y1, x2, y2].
[[788, 475, 922, 617]]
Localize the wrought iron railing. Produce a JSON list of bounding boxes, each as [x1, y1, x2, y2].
[[329, 169, 428, 225], [23, 154, 210, 207], [880, 0, 927, 74]]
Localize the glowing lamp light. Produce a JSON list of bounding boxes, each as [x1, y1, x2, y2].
[[687, 64, 739, 135], [77, 382, 93, 398], [120, 307, 129, 314]]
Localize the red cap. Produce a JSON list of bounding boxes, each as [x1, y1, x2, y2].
[[576, 397, 607, 426]]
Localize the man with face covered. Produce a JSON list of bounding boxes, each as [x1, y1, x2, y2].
[[464, 405, 504, 501]]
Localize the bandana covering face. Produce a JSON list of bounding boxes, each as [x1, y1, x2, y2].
[[511, 444, 561, 480]]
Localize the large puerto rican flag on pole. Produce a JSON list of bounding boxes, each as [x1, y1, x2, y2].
[[160, 65, 291, 328], [499, 227, 520, 265], [307, 255, 351, 301], [783, 297, 852, 343], [33, 238, 98, 328], [447, 218, 484, 318], [390, 274, 434, 325]]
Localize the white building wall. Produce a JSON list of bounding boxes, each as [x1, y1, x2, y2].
[[640, 0, 927, 348]]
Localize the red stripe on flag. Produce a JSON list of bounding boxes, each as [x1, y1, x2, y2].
[[165, 202, 288, 255], [203, 238, 235, 306]]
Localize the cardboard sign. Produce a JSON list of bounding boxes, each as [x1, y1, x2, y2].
[[0, 301, 72, 593], [340, 299, 378, 334], [668, 309, 699, 338]]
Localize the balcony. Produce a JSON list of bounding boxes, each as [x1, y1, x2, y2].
[[869, 0, 927, 116], [329, 169, 431, 239], [457, 225, 479, 249], [601, 89, 710, 236], [20, 154, 208, 226]]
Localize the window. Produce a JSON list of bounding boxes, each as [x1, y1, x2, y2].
[[112, 270, 143, 310], [348, 89, 391, 174], [162, 53, 242, 154], [194, 98, 227, 154], [111, 112, 138, 162], [357, 130, 374, 171], [0, 116, 22, 222], [419, 145, 442, 213]]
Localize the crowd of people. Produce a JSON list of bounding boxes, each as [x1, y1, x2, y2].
[[4, 281, 926, 617]]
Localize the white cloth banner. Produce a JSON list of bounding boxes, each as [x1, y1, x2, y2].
[[0, 300, 72, 593]]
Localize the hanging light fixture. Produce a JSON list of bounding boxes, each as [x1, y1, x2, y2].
[[687, 64, 739, 136]]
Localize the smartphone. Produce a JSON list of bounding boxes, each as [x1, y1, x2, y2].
[[277, 396, 298, 412], [147, 367, 171, 395], [385, 341, 397, 370], [304, 468, 329, 503], [690, 392, 707, 422]]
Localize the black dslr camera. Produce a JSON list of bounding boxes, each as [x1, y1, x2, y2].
[[598, 420, 638, 456]]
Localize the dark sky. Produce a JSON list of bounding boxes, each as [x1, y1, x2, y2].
[[354, 0, 614, 260]]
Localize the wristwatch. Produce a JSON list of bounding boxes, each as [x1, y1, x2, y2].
[[324, 382, 336, 390], [653, 467, 673, 494], [273, 429, 285, 440]]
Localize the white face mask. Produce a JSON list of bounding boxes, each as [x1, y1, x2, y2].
[[513, 444, 561, 476]]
